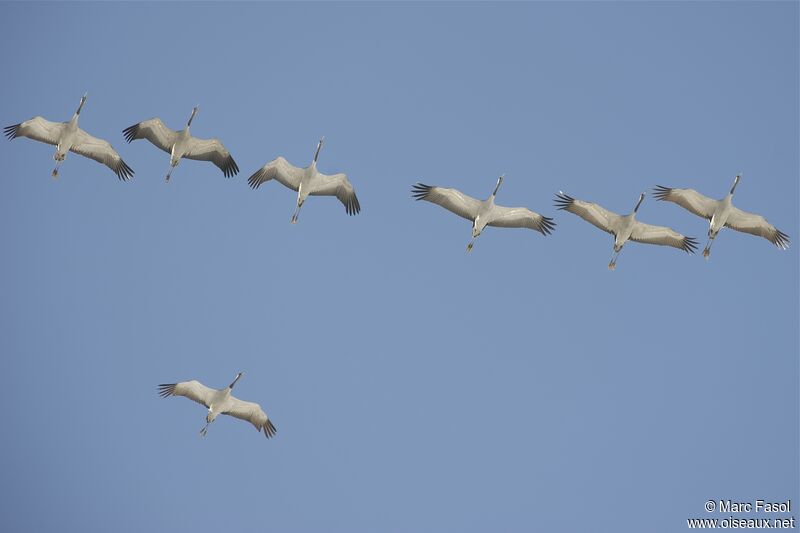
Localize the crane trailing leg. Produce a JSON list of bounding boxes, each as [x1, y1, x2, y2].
[[166, 161, 179, 183], [703, 234, 715, 259], [52, 151, 66, 178], [200, 413, 216, 437], [291, 199, 304, 224], [608, 249, 621, 270]]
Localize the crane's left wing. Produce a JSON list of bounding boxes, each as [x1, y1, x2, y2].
[[224, 397, 277, 438], [247, 157, 305, 191], [5, 116, 66, 146], [652, 185, 717, 220], [310, 173, 361, 215], [554, 192, 620, 235], [184, 137, 239, 177], [725, 207, 790, 249], [629, 221, 698, 253], [70, 129, 134, 181], [158, 380, 215, 408], [122, 118, 178, 153], [411, 183, 482, 221], [487, 206, 555, 235]]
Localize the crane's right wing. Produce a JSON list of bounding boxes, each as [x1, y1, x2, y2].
[[487, 206, 556, 235], [158, 380, 215, 408], [310, 172, 361, 215], [123, 118, 179, 153], [224, 397, 277, 438], [411, 183, 482, 221], [554, 192, 620, 235], [652, 185, 717, 220], [725, 207, 790, 249], [71, 129, 134, 181], [4, 116, 66, 146], [629, 221, 698, 253], [248, 156, 305, 191]]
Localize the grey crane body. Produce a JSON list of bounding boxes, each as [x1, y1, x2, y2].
[[158, 372, 277, 439], [247, 137, 361, 223], [412, 175, 555, 253], [4, 93, 133, 180], [611, 194, 646, 253], [123, 106, 239, 182], [52, 98, 83, 170], [653, 175, 789, 258], [555, 191, 698, 269], [471, 177, 504, 238]]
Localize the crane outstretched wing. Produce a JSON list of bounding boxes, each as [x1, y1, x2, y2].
[[70, 129, 134, 181], [4, 116, 66, 146], [652, 186, 717, 220], [725, 207, 790, 249], [224, 397, 277, 438], [184, 137, 239, 177], [123, 118, 179, 153], [158, 380, 215, 408], [411, 183, 482, 221], [487, 206, 555, 235], [629, 222, 698, 253], [247, 156, 305, 191], [554, 193, 620, 235], [310, 173, 361, 215]]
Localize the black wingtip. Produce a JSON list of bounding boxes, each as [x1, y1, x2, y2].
[[4, 123, 20, 140], [683, 236, 699, 254], [122, 124, 139, 144], [652, 185, 671, 202], [553, 192, 574, 210], [263, 419, 277, 438], [539, 215, 556, 236], [116, 159, 134, 181], [346, 193, 361, 216], [222, 155, 239, 178], [247, 169, 263, 189], [411, 182, 433, 201], [773, 229, 790, 250], [157, 383, 176, 398]]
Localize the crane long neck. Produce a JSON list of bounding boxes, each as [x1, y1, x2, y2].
[[730, 175, 740, 195], [76, 96, 86, 116], [633, 194, 645, 213], [492, 175, 504, 198], [314, 139, 323, 163], [229, 373, 242, 389], [187, 108, 197, 128]]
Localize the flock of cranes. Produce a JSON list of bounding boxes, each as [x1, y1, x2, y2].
[[4, 94, 792, 439], [5, 94, 789, 264]]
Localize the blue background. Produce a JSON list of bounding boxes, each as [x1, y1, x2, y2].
[[1, 2, 797, 532]]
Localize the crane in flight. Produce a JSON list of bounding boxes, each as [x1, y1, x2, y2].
[[411, 175, 555, 253], [5, 93, 133, 180], [248, 137, 361, 223], [123, 106, 238, 182], [555, 191, 698, 269], [158, 373, 276, 439], [653, 175, 789, 258]]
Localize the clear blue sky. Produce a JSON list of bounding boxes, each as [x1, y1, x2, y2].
[[0, 2, 797, 532]]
